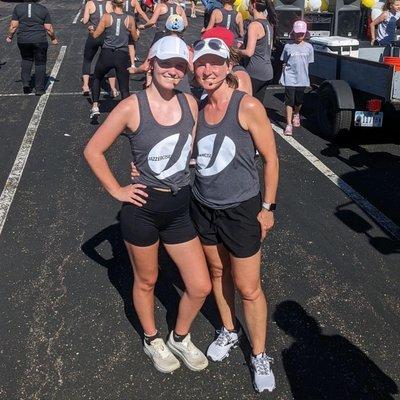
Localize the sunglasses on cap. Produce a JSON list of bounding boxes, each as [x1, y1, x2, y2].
[[193, 38, 226, 51]]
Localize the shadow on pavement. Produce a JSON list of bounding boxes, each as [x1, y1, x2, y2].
[[81, 221, 221, 340], [334, 204, 400, 255], [273, 300, 398, 400]]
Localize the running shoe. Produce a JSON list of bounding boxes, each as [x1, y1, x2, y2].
[[292, 114, 301, 127], [251, 353, 276, 393], [143, 338, 181, 373], [284, 124, 293, 136], [35, 89, 45, 96], [207, 327, 242, 361], [90, 106, 100, 119], [110, 89, 120, 98], [167, 332, 209, 371]]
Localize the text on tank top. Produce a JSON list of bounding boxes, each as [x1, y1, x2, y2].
[[192, 90, 260, 209], [156, 3, 178, 30], [15, 3, 48, 43], [124, 0, 136, 15], [125, 90, 194, 193], [244, 19, 273, 81], [217, 9, 239, 38], [103, 12, 130, 51], [90, 0, 105, 27]]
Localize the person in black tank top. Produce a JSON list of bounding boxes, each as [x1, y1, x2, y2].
[[192, 37, 279, 393], [238, 0, 277, 103], [203, 0, 244, 41], [7, 0, 58, 95], [81, 0, 119, 97], [88, 0, 138, 120], [84, 35, 211, 374]]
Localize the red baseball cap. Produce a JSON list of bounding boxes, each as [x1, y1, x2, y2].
[[201, 27, 235, 47]]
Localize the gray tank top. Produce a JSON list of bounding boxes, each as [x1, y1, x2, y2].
[[124, 0, 135, 16], [192, 90, 260, 209], [89, 0, 105, 27], [103, 12, 130, 52], [156, 3, 178, 31], [126, 90, 194, 193], [244, 19, 273, 81], [217, 9, 239, 38]]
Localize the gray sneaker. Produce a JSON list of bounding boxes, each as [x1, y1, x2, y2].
[[167, 332, 209, 371], [251, 353, 276, 393], [143, 338, 180, 373], [207, 327, 241, 361]]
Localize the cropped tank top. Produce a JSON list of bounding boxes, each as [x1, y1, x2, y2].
[[192, 90, 260, 209], [126, 90, 195, 193]]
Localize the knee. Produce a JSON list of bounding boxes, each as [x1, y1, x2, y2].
[[237, 284, 263, 302], [135, 276, 157, 293], [189, 280, 212, 299], [209, 263, 224, 280]]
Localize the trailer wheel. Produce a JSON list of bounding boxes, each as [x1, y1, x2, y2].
[[317, 85, 352, 138]]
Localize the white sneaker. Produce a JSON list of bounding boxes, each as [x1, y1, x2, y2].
[[250, 353, 276, 393], [207, 327, 241, 361], [167, 332, 209, 371], [143, 338, 180, 373], [90, 106, 100, 119]]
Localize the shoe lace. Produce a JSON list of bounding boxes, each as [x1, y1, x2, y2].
[[215, 329, 232, 347], [151, 340, 170, 359], [253, 355, 273, 375], [182, 337, 200, 355]]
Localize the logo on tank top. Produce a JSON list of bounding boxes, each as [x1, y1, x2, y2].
[[196, 134, 236, 177], [148, 133, 192, 180], [116, 18, 121, 36]]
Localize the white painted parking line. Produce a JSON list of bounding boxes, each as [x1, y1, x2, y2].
[[272, 122, 400, 240], [0, 46, 67, 236], [0, 91, 111, 97], [72, 0, 85, 24]]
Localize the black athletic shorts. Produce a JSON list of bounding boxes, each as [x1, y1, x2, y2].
[[120, 185, 197, 246], [190, 193, 262, 258], [284, 86, 306, 107]]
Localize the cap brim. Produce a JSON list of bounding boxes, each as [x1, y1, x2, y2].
[[155, 53, 189, 62], [193, 48, 229, 62]]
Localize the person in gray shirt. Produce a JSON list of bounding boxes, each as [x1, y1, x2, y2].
[[6, 0, 58, 95], [279, 20, 314, 136]]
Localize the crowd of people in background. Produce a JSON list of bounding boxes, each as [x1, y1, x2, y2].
[[4, 0, 399, 394]]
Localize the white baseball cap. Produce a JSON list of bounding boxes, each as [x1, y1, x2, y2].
[[148, 35, 189, 63], [193, 38, 230, 63]]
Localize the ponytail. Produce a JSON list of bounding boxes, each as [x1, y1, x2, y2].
[[226, 72, 239, 89]]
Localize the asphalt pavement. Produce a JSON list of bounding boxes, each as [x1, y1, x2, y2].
[[0, 1, 399, 399]]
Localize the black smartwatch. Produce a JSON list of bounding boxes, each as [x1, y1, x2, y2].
[[262, 202, 276, 211]]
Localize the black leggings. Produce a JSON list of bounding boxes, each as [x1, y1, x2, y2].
[[91, 48, 130, 102], [17, 42, 48, 90], [250, 77, 271, 105], [82, 34, 115, 77]]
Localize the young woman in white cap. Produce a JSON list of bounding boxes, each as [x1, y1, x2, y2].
[[84, 35, 211, 374], [191, 37, 279, 393]]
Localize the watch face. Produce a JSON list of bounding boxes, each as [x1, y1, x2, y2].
[[270, 203, 276, 211]]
